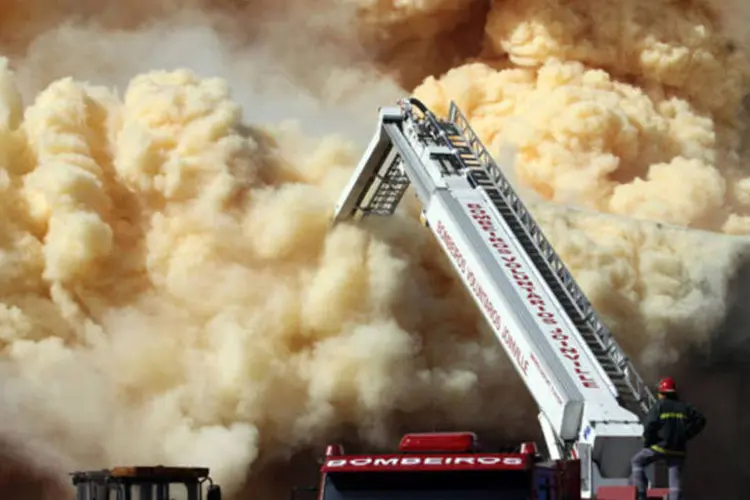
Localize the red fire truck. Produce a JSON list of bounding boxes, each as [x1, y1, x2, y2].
[[70, 97, 672, 500], [303, 432, 669, 499], [329, 98, 673, 499], [311, 431, 579, 499]]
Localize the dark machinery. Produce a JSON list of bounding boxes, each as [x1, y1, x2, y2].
[[70, 466, 222, 500]]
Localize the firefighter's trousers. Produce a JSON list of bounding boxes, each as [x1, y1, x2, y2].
[[631, 447, 684, 500]]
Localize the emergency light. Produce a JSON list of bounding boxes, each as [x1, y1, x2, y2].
[[398, 432, 478, 453]]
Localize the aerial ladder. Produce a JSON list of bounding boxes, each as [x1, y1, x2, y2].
[[331, 98, 658, 498]]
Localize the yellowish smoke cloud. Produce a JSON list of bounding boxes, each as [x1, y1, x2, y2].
[[0, 0, 749, 499]]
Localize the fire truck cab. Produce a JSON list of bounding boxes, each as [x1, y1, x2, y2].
[[308, 432, 581, 500], [70, 466, 222, 500]]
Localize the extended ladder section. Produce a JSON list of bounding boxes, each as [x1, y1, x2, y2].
[[332, 98, 656, 498], [446, 105, 655, 417]]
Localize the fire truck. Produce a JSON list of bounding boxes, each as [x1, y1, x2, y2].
[[326, 98, 671, 499], [69, 98, 669, 500]]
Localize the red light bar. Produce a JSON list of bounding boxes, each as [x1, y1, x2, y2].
[[520, 442, 537, 456], [321, 453, 530, 473], [399, 432, 477, 453], [326, 445, 344, 457]]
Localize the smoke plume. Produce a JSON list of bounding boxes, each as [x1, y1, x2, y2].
[[0, 0, 749, 499]]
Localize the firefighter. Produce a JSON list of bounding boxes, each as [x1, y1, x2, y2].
[[631, 377, 707, 500]]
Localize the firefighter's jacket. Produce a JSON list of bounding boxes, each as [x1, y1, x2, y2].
[[642, 397, 707, 455]]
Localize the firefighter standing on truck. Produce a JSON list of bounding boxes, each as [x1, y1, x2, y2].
[[630, 377, 706, 500]]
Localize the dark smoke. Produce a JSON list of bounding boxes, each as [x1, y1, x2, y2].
[[666, 252, 750, 498]]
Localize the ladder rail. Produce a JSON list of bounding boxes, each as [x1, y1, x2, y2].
[[448, 102, 656, 415]]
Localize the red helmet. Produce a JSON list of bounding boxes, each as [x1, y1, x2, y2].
[[658, 377, 677, 393]]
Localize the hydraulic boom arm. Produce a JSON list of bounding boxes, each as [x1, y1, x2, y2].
[[331, 99, 657, 498]]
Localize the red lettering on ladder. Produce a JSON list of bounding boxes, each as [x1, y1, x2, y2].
[[465, 203, 599, 390], [436, 221, 529, 376]]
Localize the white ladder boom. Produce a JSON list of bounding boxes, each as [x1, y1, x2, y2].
[[447, 103, 656, 417], [333, 99, 655, 419], [333, 99, 659, 496]]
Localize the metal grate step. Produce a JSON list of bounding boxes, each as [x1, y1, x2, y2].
[[356, 152, 410, 217]]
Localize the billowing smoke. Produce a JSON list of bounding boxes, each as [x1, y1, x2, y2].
[[0, 1, 749, 499]]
